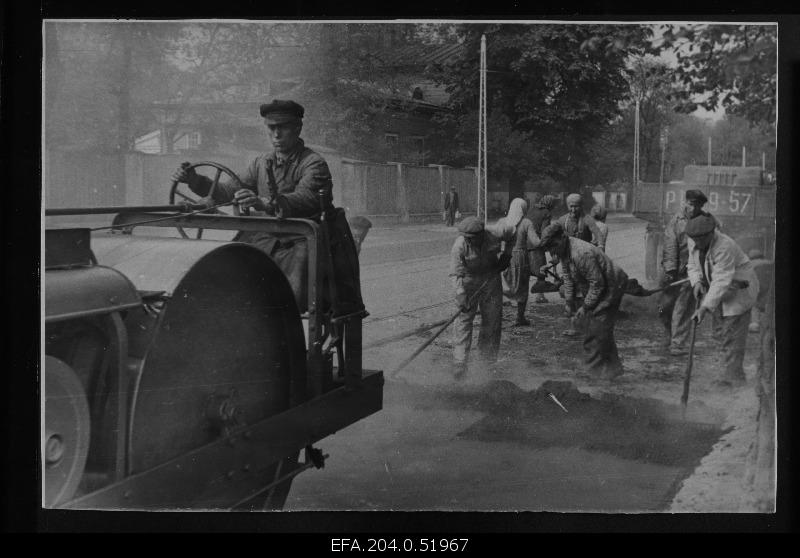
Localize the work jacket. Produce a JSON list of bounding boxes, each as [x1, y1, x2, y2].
[[687, 231, 759, 317], [449, 222, 515, 296], [527, 205, 552, 236], [190, 139, 333, 218], [557, 212, 602, 245], [662, 210, 720, 275], [444, 191, 459, 211], [561, 237, 629, 315]]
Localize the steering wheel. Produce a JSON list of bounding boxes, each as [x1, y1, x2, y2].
[[169, 161, 245, 239]]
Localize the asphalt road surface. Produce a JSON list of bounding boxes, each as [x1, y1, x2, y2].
[[284, 214, 693, 512]]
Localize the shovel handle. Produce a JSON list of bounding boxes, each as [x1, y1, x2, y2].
[[680, 317, 699, 416]]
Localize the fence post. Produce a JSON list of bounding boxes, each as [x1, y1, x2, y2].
[[392, 162, 410, 223], [430, 164, 447, 216]]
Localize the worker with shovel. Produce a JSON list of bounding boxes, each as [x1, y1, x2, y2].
[[686, 214, 759, 388], [539, 222, 630, 380], [449, 216, 515, 378], [659, 189, 720, 357]]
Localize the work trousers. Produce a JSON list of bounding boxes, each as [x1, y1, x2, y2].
[[452, 275, 503, 365], [445, 208, 457, 227], [252, 236, 309, 313], [582, 295, 624, 378], [246, 209, 364, 316], [658, 279, 696, 349], [711, 307, 751, 382]]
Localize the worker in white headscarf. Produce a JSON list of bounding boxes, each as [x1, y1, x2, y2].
[[500, 198, 543, 326]]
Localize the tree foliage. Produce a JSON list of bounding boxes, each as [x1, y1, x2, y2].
[[45, 22, 179, 151], [655, 24, 777, 126], [429, 24, 652, 191]]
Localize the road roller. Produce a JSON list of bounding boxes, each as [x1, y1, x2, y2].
[[43, 165, 383, 510]]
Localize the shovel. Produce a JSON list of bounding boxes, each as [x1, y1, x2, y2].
[[680, 317, 698, 420], [388, 277, 492, 379]]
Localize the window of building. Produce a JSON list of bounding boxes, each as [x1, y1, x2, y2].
[[384, 133, 400, 162], [411, 136, 426, 165], [187, 131, 201, 150]]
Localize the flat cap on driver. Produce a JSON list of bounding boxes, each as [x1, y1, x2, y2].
[[259, 99, 305, 124]]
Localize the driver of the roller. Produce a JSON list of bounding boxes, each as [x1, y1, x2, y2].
[[171, 99, 333, 218], [170, 100, 339, 313]]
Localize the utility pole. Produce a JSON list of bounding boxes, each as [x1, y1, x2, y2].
[[742, 145, 747, 167], [633, 98, 640, 186], [477, 34, 488, 223], [708, 137, 712, 167], [659, 127, 669, 185]]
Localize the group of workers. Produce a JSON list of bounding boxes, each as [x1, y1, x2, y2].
[[171, 97, 765, 391], [448, 189, 762, 389]]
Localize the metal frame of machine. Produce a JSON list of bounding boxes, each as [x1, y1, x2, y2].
[[43, 206, 384, 510]]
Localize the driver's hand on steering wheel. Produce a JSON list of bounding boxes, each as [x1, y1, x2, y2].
[[172, 162, 199, 186], [233, 189, 268, 212]]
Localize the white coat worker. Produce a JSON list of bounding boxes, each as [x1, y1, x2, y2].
[[686, 214, 759, 388], [449, 216, 515, 378]]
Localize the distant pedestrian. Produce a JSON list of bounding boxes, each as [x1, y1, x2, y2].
[[449, 216, 515, 377], [500, 198, 543, 326], [539, 222, 629, 380], [658, 189, 719, 356], [444, 187, 460, 227], [527, 194, 557, 303], [589, 204, 609, 252], [686, 215, 759, 388]]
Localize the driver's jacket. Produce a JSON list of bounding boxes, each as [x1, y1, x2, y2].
[[187, 140, 360, 315], [189, 139, 333, 218]]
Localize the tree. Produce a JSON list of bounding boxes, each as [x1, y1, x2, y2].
[[655, 24, 777, 127], [44, 22, 178, 151], [428, 24, 653, 195]]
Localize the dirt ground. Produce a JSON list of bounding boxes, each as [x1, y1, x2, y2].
[[386, 290, 772, 512]]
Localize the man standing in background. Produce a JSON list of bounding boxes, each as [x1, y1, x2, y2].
[[444, 186, 460, 227]]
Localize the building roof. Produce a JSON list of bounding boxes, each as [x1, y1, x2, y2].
[[382, 43, 466, 67]]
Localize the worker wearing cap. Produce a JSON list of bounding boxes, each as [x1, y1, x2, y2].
[[539, 221, 629, 380], [659, 189, 720, 356], [686, 214, 759, 388], [527, 194, 558, 303], [172, 99, 362, 314], [449, 216, 515, 377]]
